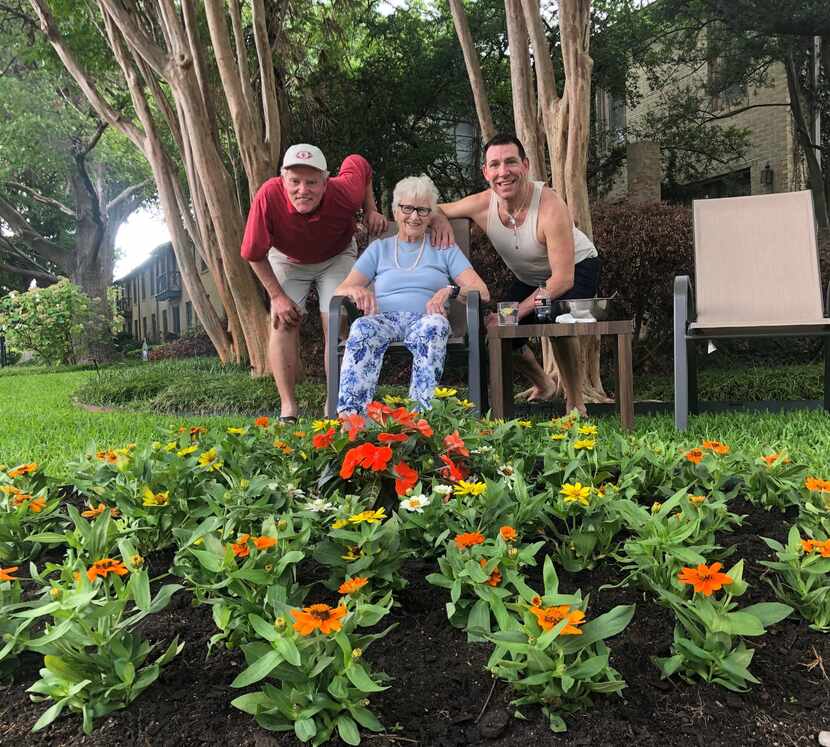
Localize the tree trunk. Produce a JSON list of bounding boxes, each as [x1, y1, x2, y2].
[[504, 0, 546, 180], [448, 0, 496, 143]]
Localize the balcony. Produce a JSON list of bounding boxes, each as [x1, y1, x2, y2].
[[116, 295, 132, 316], [155, 271, 182, 301]]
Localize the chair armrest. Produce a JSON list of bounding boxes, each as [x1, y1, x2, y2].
[[464, 290, 482, 341], [825, 279, 830, 317], [673, 275, 695, 330]]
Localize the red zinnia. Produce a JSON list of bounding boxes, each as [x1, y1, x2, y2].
[[367, 401, 392, 424], [340, 413, 366, 442], [440, 454, 467, 482], [443, 431, 469, 457], [393, 462, 419, 496], [312, 428, 336, 449], [378, 432, 408, 443], [454, 531, 485, 550]]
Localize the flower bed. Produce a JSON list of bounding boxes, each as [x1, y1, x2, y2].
[[1, 395, 829, 745]]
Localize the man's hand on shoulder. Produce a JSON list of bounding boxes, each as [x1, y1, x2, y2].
[[429, 211, 455, 249], [363, 209, 388, 237]]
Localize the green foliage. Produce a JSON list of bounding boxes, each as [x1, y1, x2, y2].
[[761, 526, 830, 631], [0, 280, 92, 365]]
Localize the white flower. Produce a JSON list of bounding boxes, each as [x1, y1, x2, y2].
[[282, 482, 306, 499], [471, 445, 494, 455], [400, 494, 430, 513], [497, 464, 515, 480], [303, 498, 334, 513], [433, 485, 453, 496]]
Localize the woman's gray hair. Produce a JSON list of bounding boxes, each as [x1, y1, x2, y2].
[[392, 174, 439, 213]]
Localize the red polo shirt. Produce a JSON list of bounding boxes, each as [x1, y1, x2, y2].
[[240, 154, 371, 264]]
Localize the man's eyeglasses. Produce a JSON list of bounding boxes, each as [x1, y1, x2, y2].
[[398, 204, 432, 217]]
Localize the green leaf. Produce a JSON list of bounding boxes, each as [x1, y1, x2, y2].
[[562, 604, 635, 652], [231, 692, 270, 715], [542, 555, 559, 596], [275, 636, 301, 667], [32, 697, 70, 732], [294, 717, 317, 742], [741, 602, 792, 628], [249, 614, 278, 642], [231, 649, 282, 688], [115, 659, 135, 686], [346, 662, 388, 693], [349, 705, 384, 732], [337, 714, 361, 745], [130, 570, 151, 611]]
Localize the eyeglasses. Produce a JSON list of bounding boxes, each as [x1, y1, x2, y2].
[[398, 204, 432, 217]]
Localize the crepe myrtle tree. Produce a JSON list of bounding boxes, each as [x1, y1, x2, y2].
[[27, 0, 296, 373]]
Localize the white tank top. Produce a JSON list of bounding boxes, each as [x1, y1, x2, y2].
[[485, 181, 598, 286]]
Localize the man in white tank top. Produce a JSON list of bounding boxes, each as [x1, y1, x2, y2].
[[431, 134, 600, 416]]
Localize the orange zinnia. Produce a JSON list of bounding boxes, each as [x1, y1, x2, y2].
[[479, 559, 502, 587], [87, 558, 129, 582], [529, 604, 585, 635], [312, 428, 336, 449], [443, 431, 469, 457], [389, 407, 417, 428], [12, 492, 31, 506], [801, 539, 818, 553], [805, 477, 830, 492], [393, 462, 419, 496], [677, 562, 733, 596], [82, 503, 107, 519], [28, 496, 46, 513], [96, 450, 119, 463], [762, 452, 789, 466], [0, 566, 19, 582], [8, 462, 38, 478], [338, 577, 368, 595], [454, 531, 485, 550], [290, 603, 347, 636], [231, 533, 251, 557], [190, 426, 207, 438], [499, 526, 517, 542], [253, 535, 277, 551], [684, 448, 704, 464], [254, 416, 270, 428]]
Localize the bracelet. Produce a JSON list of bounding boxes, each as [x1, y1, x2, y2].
[[447, 284, 461, 300]]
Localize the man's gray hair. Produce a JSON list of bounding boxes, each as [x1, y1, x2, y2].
[[392, 174, 439, 212], [281, 166, 330, 180]]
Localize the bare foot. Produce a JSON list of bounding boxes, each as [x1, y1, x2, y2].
[[516, 382, 559, 402]]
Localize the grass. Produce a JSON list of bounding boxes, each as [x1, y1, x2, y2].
[[0, 371, 243, 482], [4, 359, 830, 479]]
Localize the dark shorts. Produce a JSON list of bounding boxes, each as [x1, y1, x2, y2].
[[504, 255, 601, 349]]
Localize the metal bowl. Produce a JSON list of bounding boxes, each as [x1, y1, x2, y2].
[[553, 297, 617, 321]]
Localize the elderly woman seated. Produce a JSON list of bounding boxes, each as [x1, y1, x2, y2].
[[334, 174, 489, 414]]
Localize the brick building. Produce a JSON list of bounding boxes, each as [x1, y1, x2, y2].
[[115, 243, 223, 343], [597, 60, 806, 204]]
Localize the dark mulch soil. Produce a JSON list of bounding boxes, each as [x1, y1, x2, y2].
[[2, 502, 828, 746]]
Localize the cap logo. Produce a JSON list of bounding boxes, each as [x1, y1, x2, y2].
[[295, 150, 312, 160]]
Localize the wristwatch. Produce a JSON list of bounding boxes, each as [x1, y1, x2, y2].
[[447, 284, 461, 299]]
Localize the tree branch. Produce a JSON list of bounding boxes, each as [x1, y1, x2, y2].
[[106, 180, 149, 213], [78, 119, 108, 156], [3, 182, 74, 216], [0, 259, 59, 283], [0, 192, 68, 267], [97, 0, 170, 79]]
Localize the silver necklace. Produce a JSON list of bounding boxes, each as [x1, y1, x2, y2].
[[394, 235, 426, 271], [503, 183, 531, 250]]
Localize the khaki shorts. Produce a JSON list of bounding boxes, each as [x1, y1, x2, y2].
[[268, 239, 357, 314]]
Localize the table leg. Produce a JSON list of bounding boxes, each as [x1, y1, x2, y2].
[[488, 336, 513, 419], [616, 333, 634, 431]]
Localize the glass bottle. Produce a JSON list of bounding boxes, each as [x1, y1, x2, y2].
[[534, 283, 551, 322]]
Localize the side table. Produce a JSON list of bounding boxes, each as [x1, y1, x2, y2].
[[486, 319, 635, 429]]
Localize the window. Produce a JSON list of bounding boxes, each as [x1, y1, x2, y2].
[[134, 320, 139, 339], [142, 316, 147, 339], [707, 26, 746, 112], [172, 305, 181, 336], [141, 275, 146, 300], [151, 313, 158, 342], [186, 301, 193, 329], [162, 309, 168, 338]]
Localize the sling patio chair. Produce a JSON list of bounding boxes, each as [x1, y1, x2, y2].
[[326, 218, 486, 418], [674, 190, 830, 430]]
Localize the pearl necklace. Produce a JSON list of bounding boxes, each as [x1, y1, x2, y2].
[[503, 183, 531, 250], [394, 235, 426, 271]]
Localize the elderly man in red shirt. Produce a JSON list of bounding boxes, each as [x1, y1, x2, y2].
[[241, 144, 386, 420]]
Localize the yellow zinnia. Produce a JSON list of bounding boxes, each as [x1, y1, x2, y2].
[[573, 439, 596, 451], [434, 387, 457, 398], [453, 480, 487, 496], [142, 487, 170, 507], [560, 482, 591, 506]]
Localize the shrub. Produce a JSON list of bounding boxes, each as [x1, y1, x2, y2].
[[0, 279, 92, 366], [148, 330, 217, 361]]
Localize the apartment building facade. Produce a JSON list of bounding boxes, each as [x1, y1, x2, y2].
[[116, 243, 223, 343]]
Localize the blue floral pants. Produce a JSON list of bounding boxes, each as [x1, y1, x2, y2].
[[337, 311, 451, 414]]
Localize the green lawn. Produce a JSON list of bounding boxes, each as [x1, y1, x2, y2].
[[0, 371, 244, 481], [2, 367, 830, 481]]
